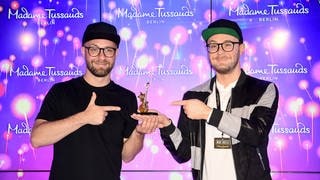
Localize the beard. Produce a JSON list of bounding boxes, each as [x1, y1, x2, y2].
[[212, 60, 238, 74], [211, 53, 240, 74], [86, 61, 114, 77]]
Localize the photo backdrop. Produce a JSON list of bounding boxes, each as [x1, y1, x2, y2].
[[0, 0, 320, 179]]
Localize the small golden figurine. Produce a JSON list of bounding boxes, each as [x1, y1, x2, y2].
[[137, 82, 157, 115], [138, 92, 149, 113]]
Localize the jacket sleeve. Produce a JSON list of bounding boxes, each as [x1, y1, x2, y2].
[[208, 83, 279, 147], [160, 98, 192, 163]]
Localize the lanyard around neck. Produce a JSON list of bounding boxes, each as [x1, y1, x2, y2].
[[215, 84, 232, 112], [215, 83, 232, 138]]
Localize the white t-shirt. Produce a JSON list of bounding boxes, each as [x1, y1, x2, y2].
[[202, 81, 237, 180]]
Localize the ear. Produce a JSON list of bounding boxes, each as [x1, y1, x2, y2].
[[81, 46, 85, 56], [115, 48, 119, 57], [239, 43, 245, 55]]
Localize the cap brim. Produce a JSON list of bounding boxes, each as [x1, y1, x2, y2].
[[202, 27, 240, 42]]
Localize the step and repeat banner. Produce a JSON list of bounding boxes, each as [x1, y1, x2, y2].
[[0, 0, 319, 179]]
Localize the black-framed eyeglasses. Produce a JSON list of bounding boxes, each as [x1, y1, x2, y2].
[[206, 41, 241, 53], [84, 45, 117, 57]]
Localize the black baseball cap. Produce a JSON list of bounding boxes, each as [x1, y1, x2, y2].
[[201, 19, 243, 43], [82, 22, 121, 47]]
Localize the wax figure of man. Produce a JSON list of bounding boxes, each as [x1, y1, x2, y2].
[[31, 22, 158, 180], [132, 19, 279, 180]]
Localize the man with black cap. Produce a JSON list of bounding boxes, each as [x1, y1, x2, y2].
[[132, 19, 279, 180], [31, 22, 158, 180]]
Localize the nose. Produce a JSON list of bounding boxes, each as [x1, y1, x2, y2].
[[217, 44, 224, 54], [98, 49, 107, 58]]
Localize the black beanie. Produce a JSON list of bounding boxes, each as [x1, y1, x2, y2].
[[82, 22, 121, 47]]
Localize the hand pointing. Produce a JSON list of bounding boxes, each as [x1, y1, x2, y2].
[[82, 92, 121, 125], [171, 99, 212, 120]]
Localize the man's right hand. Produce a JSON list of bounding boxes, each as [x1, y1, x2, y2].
[[82, 92, 121, 125], [131, 110, 171, 129]]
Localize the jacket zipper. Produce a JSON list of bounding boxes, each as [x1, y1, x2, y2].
[[256, 148, 266, 171]]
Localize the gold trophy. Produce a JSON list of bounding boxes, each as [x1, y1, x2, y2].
[[137, 82, 158, 115]]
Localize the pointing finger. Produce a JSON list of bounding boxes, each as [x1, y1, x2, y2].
[[171, 100, 188, 106], [103, 106, 121, 111]]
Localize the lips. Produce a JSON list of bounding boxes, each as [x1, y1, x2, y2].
[[94, 61, 110, 66]]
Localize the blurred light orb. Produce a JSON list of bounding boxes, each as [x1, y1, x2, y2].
[[20, 32, 35, 51], [0, 153, 11, 170], [119, 27, 132, 41], [11, 94, 36, 120], [10, 1, 20, 10], [169, 172, 183, 180], [271, 30, 289, 49]]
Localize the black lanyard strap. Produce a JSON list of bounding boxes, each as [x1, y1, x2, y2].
[[215, 84, 232, 112]]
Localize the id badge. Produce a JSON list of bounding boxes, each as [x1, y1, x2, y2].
[[214, 137, 231, 149]]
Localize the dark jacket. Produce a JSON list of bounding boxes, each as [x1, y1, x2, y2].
[[160, 70, 279, 180]]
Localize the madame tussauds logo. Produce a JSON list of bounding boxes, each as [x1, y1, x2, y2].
[[7, 122, 31, 135], [229, 2, 309, 17], [124, 65, 193, 76], [9, 65, 83, 77], [8, 7, 84, 20], [272, 122, 310, 134], [245, 63, 308, 75], [116, 6, 194, 20]]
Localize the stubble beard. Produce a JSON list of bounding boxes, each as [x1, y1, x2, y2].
[[213, 60, 238, 74], [212, 53, 240, 75], [87, 61, 114, 77]]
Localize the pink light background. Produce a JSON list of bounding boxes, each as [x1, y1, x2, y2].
[[0, 0, 319, 179]]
